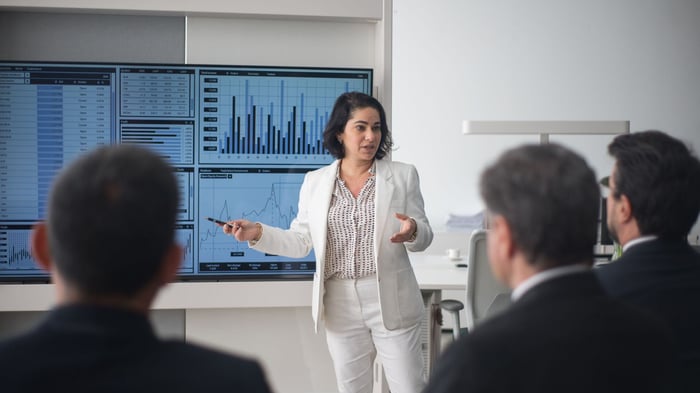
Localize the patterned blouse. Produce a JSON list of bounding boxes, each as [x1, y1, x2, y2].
[[324, 164, 376, 280]]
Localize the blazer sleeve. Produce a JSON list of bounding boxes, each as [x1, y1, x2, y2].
[[404, 164, 433, 252]]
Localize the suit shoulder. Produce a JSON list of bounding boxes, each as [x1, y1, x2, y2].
[[594, 257, 629, 282], [158, 342, 272, 389], [377, 160, 418, 180]]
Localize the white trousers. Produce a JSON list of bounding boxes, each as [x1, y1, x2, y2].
[[323, 275, 426, 393]]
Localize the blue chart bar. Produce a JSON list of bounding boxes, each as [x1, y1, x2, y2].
[[120, 120, 195, 165], [199, 69, 370, 165], [37, 85, 64, 219]]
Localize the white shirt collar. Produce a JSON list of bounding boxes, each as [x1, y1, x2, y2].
[[622, 235, 657, 252], [511, 264, 590, 302]]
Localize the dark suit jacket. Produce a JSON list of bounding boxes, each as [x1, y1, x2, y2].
[[596, 239, 700, 393], [424, 271, 671, 393], [0, 304, 273, 393]]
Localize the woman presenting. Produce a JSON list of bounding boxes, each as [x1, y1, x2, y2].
[[220, 92, 433, 393]]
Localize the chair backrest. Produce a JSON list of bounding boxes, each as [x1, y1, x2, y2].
[[464, 229, 511, 330]]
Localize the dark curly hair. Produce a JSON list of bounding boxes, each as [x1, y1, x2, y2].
[[322, 92, 393, 159]]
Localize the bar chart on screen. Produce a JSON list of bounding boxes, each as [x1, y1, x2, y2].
[[198, 68, 369, 165]]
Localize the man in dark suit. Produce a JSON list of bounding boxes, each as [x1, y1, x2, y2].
[[424, 144, 672, 393], [596, 130, 700, 393], [0, 145, 273, 393]]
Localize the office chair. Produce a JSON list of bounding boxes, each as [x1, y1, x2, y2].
[[440, 229, 511, 340]]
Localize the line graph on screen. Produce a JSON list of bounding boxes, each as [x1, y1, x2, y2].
[[197, 167, 317, 268]]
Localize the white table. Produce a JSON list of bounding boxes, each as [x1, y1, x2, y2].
[[411, 253, 468, 291]]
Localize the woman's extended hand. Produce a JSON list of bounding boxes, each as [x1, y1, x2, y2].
[[218, 219, 261, 242], [390, 212, 417, 243]]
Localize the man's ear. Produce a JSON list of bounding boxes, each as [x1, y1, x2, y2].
[[157, 244, 183, 287], [617, 194, 634, 223], [490, 215, 515, 260], [486, 214, 516, 287], [30, 223, 53, 272]]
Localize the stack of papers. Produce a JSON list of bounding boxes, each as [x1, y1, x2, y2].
[[446, 211, 485, 232]]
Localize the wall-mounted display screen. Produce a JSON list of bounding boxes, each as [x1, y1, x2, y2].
[[0, 61, 373, 282]]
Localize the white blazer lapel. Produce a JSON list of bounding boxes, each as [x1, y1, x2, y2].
[[374, 160, 395, 257], [308, 160, 338, 264]]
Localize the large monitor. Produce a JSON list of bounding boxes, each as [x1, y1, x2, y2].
[[0, 61, 373, 282]]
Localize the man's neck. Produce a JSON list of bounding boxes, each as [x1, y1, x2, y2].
[[55, 280, 154, 315], [616, 221, 641, 248], [512, 264, 590, 301]]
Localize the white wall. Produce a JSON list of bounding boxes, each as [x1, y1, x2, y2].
[[185, 17, 376, 68], [0, 11, 185, 62], [392, 0, 700, 237]]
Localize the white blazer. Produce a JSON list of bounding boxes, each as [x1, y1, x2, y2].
[[251, 159, 433, 332]]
